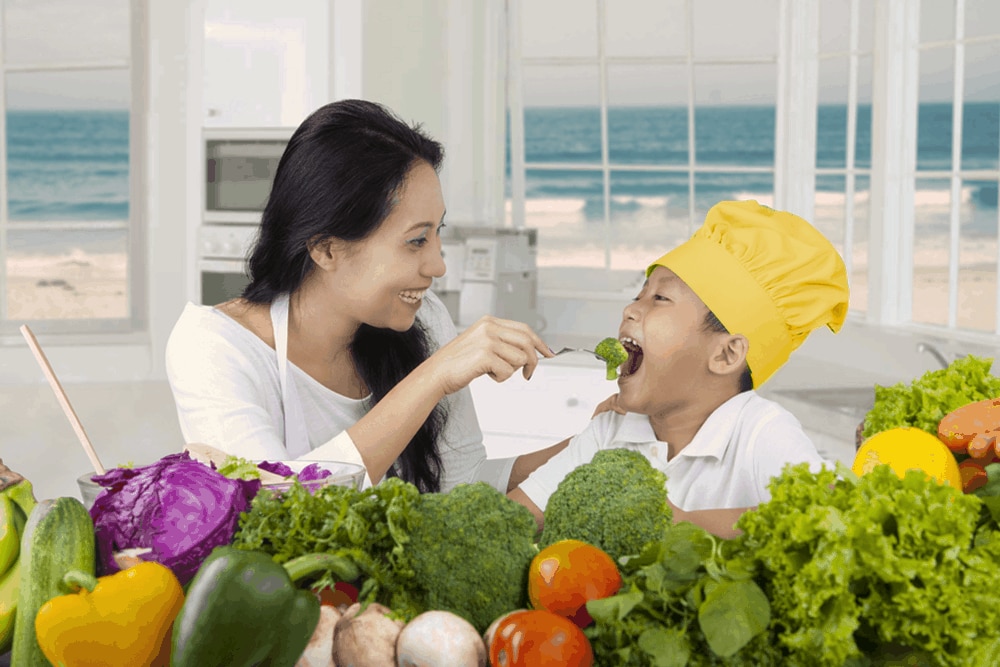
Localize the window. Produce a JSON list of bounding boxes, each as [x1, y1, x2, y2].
[[506, 0, 781, 286], [910, 0, 1000, 333], [817, 0, 875, 315], [0, 0, 143, 335]]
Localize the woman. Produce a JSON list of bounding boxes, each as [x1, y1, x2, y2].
[[166, 99, 554, 493]]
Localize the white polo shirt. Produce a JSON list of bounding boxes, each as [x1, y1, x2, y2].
[[519, 391, 828, 512]]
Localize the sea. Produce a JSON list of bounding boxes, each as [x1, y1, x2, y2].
[[5, 103, 999, 256], [513, 102, 999, 249]]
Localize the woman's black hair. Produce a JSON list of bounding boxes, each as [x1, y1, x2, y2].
[[702, 310, 754, 393], [242, 99, 447, 492]]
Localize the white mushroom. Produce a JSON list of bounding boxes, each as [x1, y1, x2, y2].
[[295, 605, 341, 667], [333, 602, 404, 667], [396, 610, 486, 667]]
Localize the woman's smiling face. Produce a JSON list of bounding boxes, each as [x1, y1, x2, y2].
[[615, 266, 718, 415], [323, 160, 448, 331]]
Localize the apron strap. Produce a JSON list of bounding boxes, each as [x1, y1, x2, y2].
[[270, 293, 310, 458]]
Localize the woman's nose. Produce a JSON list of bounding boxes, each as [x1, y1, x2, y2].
[[425, 243, 447, 278]]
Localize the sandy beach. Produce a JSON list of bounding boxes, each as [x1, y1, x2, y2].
[[7, 249, 128, 320], [7, 199, 999, 332]]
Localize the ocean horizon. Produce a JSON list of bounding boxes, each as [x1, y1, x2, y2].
[[4, 103, 999, 256]]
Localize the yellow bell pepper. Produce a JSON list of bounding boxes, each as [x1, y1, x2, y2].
[[34, 560, 184, 667]]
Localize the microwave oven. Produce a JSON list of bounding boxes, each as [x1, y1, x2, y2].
[[203, 128, 293, 223]]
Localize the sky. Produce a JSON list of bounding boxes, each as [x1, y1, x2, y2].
[[4, 0, 999, 110]]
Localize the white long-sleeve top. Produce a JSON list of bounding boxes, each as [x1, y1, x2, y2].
[[164, 290, 513, 492]]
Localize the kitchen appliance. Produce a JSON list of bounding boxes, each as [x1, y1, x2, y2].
[[204, 127, 291, 223], [199, 129, 291, 304], [432, 226, 538, 329], [198, 224, 259, 305]]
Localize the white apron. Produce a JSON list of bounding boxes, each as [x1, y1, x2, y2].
[[270, 293, 312, 458]]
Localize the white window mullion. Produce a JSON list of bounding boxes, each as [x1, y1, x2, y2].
[[0, 0, 6, 322], [506, 0, 526, 229], [946, 0, 965, 328], [596, 0, 611, 270], [774, 0, 819, 219], [685, 0, 696, 235], [843, 0, 861, 286], [868, 0, 920, 326]]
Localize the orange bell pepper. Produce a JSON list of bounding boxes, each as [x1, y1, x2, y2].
[[34, 561, 184, 667]]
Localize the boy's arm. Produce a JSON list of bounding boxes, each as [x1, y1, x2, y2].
[[670, 502, 752, 540], [507, 438, 571, 491], [508, 487, 545, 531]]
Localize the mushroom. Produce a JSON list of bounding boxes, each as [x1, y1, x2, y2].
[[295, 605, 341, 667], [332, 602, 404, 667], [396, 610, 487, 667]]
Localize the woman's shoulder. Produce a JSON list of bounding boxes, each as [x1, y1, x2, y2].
[[166, 300, 274, 368]]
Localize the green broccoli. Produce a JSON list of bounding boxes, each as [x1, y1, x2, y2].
[[397, 482, 539, 633], [539, 448, 671, 562], [595, 336, 628, 380], [232, 477, 539, 633]]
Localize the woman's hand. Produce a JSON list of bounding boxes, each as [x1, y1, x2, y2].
[[423, 315, 554, 396], [592, 393, 627, 418]]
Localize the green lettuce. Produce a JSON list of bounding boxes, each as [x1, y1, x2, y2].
[[734, 463, 1000, 666], [862, 355, 1000, 439]]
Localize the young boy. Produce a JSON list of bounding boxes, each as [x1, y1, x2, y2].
[[509, 199, 850, 539]]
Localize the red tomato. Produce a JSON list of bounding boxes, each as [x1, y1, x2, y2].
[[528, 539, 621, 627], [488, 609, 593, 667], [315, 581, 359, 607]]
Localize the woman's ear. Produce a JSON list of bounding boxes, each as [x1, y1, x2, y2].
[[307, 236, 337, 272], [708, 334, 749, 380]]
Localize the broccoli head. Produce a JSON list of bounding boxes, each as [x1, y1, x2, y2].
[[540, 448, 671, 562], [595, 337, 628, 380], [397, 482, 539, 633]]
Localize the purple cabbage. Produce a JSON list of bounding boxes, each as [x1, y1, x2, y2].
[[89, 452, 261, 584], [257, 460, 295, 477], [257, 460, 332, 482]]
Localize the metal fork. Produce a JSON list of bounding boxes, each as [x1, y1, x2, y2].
[[550, 347, 602, 360]]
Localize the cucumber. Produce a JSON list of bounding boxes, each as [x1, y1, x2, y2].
[[11, 496, 95, 666]]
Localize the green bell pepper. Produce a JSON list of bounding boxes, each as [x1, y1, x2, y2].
[[170, 546, 360, 667]]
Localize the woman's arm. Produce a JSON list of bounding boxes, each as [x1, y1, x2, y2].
[[347, 315, 554, 484]]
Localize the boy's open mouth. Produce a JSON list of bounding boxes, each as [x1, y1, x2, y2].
[[620, 337, 643, 377]]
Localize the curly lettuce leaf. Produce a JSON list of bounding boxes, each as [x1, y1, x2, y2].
[[217, 454, 264, 480], [863, 355, 1000, 438], [734, 463, 1000, 667]]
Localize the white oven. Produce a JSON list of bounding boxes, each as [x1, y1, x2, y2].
[[200, 128, 292, 305], [198, 225, 259, 306]]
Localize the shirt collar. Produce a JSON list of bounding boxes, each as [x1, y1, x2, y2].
[[676, 391, 756, 460], [612, 391, 756, 460]]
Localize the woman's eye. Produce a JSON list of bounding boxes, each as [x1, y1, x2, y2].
[[408, 236, 429, 248]]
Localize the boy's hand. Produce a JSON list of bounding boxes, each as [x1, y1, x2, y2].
[[592, 393, 626, 418]]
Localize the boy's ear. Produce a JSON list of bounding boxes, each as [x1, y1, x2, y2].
[[708, 333, 749, 380]]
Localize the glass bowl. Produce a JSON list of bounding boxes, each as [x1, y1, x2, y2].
[[255, 460, 366, 493], [76, 472, 104, 509]]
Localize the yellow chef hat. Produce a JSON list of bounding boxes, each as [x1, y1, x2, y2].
[[647, 200, 849, 388]]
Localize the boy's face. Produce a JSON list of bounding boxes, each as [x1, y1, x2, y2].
[[615, 266, 718, 415]]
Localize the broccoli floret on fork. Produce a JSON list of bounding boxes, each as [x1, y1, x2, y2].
[[595, 337, 628, 381]]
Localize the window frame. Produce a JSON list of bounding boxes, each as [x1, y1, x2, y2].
[[504, 0, 1000, 346], [0, 0, 146, 339]]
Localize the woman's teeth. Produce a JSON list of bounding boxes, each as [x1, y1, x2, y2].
[[399, 289, 426, 304]]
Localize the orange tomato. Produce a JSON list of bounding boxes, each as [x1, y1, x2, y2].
[[488, 609, 593, 667], [527, 539, 621, 627]]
